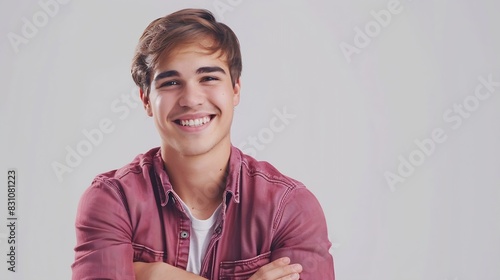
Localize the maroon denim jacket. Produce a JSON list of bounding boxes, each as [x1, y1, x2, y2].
[[72, 146, 334, 279]]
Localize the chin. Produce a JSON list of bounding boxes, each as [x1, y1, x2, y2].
[[179, 146, 212, 157], [162, 131, 231, 158]]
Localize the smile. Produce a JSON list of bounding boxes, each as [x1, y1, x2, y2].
[[176, 115, 213, 127]]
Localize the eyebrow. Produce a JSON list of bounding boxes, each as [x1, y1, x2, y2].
[[154, 66, 226, 83], [154, 70, 180, 82], [196, 66, 226, 75]]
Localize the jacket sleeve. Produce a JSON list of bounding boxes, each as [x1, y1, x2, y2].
[[271, 186, 335, 280], [72, 177, 135, 280]]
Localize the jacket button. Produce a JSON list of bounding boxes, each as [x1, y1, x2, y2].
[[180, 231, 189, 238], [214, 225, 222, 234]]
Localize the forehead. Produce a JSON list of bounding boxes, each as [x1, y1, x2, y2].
[[154, 39, 228, 71]]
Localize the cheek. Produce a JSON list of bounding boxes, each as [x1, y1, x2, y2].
[[211, 86, 237, 106], [212, 95, 233, 110], [152, 95, 163, 108], [152, 95, 174, 117]]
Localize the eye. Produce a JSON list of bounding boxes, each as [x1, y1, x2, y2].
[[201, 76, 219, 82], [159, 80, 180, 88]]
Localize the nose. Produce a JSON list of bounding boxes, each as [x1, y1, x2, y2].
[[178, 83, 204, 108]]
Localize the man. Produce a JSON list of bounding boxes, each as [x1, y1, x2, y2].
[[72, 8, 334, 279]]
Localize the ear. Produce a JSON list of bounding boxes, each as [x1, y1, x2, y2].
[[232, 78, 241, 107], [139, 88, 153, 117]]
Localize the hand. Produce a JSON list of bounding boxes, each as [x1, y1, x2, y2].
[[249, 257, 303, 280], [134, 262, 207, 280]]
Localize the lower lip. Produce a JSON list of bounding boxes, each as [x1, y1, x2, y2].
[[175, 118, 213, 132]]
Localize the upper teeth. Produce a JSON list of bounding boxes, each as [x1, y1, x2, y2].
[[180, 116, 211, 127]]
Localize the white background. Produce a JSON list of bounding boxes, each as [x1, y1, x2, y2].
[[1, 0, 499, 279]]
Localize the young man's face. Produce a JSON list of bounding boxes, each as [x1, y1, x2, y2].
[[142, 40, 240, 158]]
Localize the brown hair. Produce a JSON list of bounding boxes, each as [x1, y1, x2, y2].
[[131, 9, 242, 95]]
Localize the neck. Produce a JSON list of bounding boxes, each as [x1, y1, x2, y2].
[[161, 143, 231, 219]]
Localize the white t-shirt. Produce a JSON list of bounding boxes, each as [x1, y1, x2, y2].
[[179, 200, 222, 275]]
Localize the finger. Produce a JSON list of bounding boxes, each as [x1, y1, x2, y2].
[[277, 272, 300, 280], [256, 262, 303, 280]]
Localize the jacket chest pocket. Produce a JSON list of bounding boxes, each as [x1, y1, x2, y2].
[[132, 243, 165, 263], [218, 251, 271, 280]]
